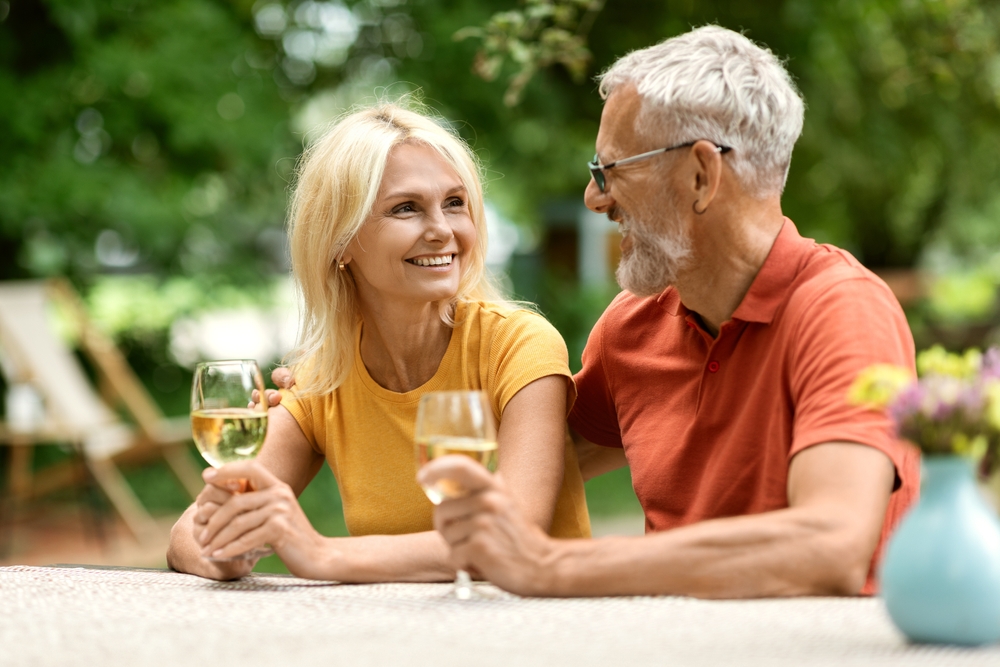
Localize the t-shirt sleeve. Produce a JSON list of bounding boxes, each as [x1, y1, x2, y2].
[[277, 389, 326, 457], [788, 275, 916, 475], [486, 310, 576, 420], [567, 307, 623, 448]]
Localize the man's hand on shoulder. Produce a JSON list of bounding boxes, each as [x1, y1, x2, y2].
[[250, 367, 296, 409]]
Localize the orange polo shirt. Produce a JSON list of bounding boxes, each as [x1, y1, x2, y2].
[[569, 219, 918, 594]]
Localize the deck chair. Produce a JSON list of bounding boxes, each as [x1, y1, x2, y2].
[[0, 279, 203, 543]]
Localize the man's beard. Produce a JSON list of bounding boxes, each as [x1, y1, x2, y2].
[[615, 209, 691, 297]]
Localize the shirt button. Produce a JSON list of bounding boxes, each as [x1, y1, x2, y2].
[[708, 360, 720, 373]]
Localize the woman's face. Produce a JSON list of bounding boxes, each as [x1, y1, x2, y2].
[[344, 142, 477, 311]]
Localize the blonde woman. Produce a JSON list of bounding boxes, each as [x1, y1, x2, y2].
[[167, 103, 591, 581]]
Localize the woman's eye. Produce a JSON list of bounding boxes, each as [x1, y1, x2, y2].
[[446, 198, 465, 208], [393, 203, 415, 214]]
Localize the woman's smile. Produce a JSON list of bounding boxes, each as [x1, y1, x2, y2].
[[407, 253, 456, 268]]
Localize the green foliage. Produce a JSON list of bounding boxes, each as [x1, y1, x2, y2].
[[0, 0, 297, 283], [584, 466, 642, 517], [788, 0, 1000, 267], [455, 0, 603, 106]]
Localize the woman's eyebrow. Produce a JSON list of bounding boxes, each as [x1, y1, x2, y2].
[[382, 185, 467, 201]]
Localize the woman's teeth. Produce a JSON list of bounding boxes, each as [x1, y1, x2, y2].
[[409, 255, 453, 267]]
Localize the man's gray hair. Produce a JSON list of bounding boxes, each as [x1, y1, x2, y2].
[[598, 25, 804, 198]]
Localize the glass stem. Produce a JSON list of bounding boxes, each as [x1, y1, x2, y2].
[[454, 569, 473, 600]]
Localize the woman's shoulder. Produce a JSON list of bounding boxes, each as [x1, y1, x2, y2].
[[464, 300, 558, 335]]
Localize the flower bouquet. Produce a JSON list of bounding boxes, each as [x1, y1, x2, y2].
[[850, 346, 1000, 466], [849, 346, 1000, 646]]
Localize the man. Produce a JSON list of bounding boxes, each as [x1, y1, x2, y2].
[[419, 25, 918, 598]]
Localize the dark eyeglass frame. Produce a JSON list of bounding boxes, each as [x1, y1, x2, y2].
[[587, 140, 733, 193]]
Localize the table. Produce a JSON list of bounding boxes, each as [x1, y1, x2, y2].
[[2, 565, 998, 666]]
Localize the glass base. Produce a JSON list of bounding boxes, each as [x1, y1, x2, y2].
[[205, 546, 274, 563]]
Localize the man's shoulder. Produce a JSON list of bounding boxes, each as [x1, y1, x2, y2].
[[598, 289, 676, 331], [787, 242, 899, 312]]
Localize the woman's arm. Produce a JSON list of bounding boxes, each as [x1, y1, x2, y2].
[[491, 374, 568, 531], [175, 405, 456, 582], [166, 405, 324, 579], [190, 376, 570, 582]]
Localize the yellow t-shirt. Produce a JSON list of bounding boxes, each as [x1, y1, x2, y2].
[[281, 301, 591, 539]]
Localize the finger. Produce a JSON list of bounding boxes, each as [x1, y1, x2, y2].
[[435, 511, 481, 548], [265, 389, 282, 407], [204, 461, 279, 492], [206, 523, 273, 561], [432, 492, 488, 530], [194, 501, 222, 529], [249, 389, 262, 409], [417, 455, 496, 495], [271, 367, 295, 389], [198, 488, 271, 545], [202, 505, 271, 557], [196, 483, 234, 508]]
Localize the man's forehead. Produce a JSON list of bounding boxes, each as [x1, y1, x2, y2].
[[596, 84, 644, 155]]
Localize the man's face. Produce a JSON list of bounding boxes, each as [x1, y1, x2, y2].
[[585, 86, 692, 297]]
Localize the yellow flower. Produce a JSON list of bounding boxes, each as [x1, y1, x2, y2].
[[916, 345, 982, 379], [848, 364, 914, 408]]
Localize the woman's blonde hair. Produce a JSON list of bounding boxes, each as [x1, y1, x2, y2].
[[286, 102, 506, 396]]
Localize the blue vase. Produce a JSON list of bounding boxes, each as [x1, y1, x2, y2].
[[881, 456, 1000, 645]]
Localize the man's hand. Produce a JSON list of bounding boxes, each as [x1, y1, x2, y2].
[[419, 455, 558, 596], [250, 367, 296, 409]]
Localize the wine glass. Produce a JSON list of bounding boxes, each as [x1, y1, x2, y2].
[[415, 391, 498, 600], [190, 359, 273, 561]]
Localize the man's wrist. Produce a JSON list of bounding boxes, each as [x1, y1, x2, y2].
[[531, 536, 573, 596]]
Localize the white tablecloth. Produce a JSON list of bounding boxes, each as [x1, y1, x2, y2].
[[1, 565, 998, 666]]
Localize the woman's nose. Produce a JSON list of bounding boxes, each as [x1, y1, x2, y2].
[[424, 208, 454, 242]]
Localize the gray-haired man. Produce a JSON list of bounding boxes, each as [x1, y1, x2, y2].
[[421, 25, 917, 598]]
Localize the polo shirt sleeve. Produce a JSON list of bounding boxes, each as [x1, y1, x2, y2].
[[787, 275, 916, 473], [568, 308, 624, 448], [486, 310, 576, 420]]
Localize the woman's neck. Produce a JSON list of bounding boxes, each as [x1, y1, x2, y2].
[[356, 298, 455, 393]]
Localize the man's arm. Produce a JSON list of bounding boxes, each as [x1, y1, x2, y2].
[[425, 441, 895, 598], [572, 430, 628, 482]]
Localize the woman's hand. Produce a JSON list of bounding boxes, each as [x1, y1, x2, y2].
[[195, 461, 329, 578]]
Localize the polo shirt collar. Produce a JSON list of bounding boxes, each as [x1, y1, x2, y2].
[[656, 218, 811, 324], [730, 218, 811, 324]]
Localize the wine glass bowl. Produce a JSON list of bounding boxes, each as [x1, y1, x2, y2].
[[190, 359, 272, 561]]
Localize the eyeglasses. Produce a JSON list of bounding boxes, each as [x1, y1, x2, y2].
[[587, 141, 732, 193]]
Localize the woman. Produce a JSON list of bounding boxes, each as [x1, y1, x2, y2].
[[167, 103, 590, 581]]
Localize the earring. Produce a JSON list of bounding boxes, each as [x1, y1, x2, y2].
[[692, 201, 708, 215], [338, 260, 346, 271]]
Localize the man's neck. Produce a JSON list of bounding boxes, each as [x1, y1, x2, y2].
[[674, 197, 785, 337]]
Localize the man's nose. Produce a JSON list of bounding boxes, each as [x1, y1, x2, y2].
[[584, 177, 614, 213]]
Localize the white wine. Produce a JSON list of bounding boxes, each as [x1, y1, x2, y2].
[[416, 436, 498, 504], [191, 408, 268, 468]]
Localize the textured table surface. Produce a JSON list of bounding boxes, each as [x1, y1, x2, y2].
[[1, 565, 999, 666]]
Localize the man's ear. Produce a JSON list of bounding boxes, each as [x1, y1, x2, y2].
[[691, 140, 724, 214]]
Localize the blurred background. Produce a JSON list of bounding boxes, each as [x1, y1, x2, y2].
[[2, 0, 1000, 571]]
